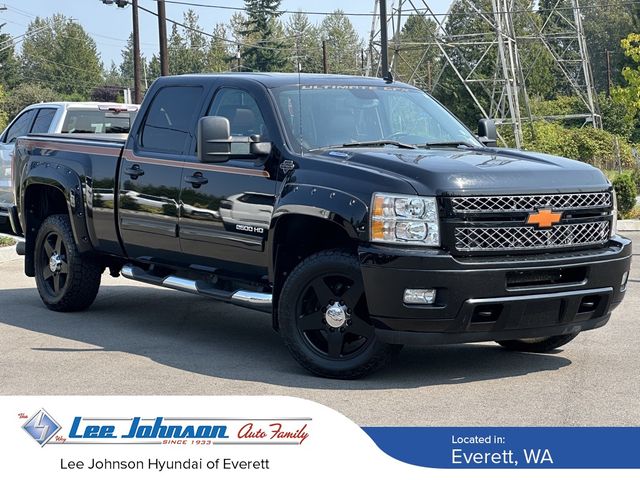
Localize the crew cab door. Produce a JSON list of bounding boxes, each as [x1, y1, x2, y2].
[[178, 86, 279, 275], [118, 84, 205, 262]]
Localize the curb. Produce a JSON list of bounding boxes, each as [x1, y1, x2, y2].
[[618, 220, 640, 231], [0, 245, 19, 263]]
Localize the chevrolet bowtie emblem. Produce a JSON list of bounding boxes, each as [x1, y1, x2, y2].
[[526, 208, 563, 229]]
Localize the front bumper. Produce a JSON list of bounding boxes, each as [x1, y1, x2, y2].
[[359, 236, 632, 345]]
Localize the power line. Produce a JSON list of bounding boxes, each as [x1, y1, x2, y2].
[[144, 0, 640, 17], [136, 1, 298, 52], [144, 0, 377, 16]]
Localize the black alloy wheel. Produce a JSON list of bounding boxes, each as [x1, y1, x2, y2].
[[34, 215, 102, 312], [39, 230, 70, 298], [295, 271, 374, 360], [279, 250, 402, 379]]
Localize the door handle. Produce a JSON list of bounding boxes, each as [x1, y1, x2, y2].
[[124, 164, 145, 179], [185, 172, 208, 188]]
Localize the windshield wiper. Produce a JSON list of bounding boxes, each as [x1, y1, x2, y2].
[[424, 141, 477, 148], [339, 140, 417, 149]]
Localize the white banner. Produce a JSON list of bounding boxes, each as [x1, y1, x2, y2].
[[0, 396, 636, 479]]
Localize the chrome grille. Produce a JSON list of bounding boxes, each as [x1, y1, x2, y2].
[[451, 192, 611, 213], [455, 221, 610, 252]]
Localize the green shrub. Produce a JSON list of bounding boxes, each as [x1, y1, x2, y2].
[[517, 121, 635, 170], [599, 93, 636, 140], [521, 121, 580, 159], [0, 236, 16, 247], [631, 168, 640, 191], [612, 172, 638, 215]]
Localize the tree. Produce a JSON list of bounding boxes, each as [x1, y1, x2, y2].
[[0, 85, 9, 132], [435, 0, 496, 126], [240, 0, 287, 72], [166, 11, 210, 75], [0, 83, 57, 120], [103, 61, 122, 86], [613, 33, 640, 141], [181, 9, 208, 73], [90, 85, 122, 103], [435, 0, 557, 127], [168, 23, 188, 74], [119, 33, 147, 89], [582, 0, 635, 92], [319, 10, 361, 75], [391, 14, 439, 90], [20, 14, 103, 98], [0, 25, 21, 89], [206, 23, 231, 72], [147, 54, 161, 84], [285, 12, 322, 73]]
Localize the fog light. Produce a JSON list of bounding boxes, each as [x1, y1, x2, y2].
[[404, 288, 436, 304], [621, 271, 629, 292]]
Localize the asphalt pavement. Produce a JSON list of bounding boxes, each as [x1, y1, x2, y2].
[[0, 234, 638, 426]]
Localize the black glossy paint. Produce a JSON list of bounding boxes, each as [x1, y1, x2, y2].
[[12, 73, 631, 343]]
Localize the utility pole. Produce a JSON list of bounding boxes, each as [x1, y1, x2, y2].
[[157, 0, 169, 76], [131, 0, 142, 103], [322, 40, 328, 74], [379, 0, 389, 79], [605, 50, 612, 98], [102, 0, 142, 102]]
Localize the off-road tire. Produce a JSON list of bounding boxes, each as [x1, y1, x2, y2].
[[279, 249, 402, 379], [34, 214, 101, 311]]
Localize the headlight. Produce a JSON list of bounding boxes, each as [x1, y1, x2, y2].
[[370, 193, 440, 246], [611, 189, 618, 238]]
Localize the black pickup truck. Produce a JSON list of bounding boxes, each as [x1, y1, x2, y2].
[[10, 73, 632, 378]]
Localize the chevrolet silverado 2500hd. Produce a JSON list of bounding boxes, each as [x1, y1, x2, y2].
[[11, 73, 632, 378]]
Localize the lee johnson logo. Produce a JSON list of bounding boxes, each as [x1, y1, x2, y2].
[[22, 412, 310, 446]]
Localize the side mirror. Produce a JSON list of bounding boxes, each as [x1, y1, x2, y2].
[[477, 118, 497, 147], [197, 116, 272, 162], [198, 116, 232, 163]]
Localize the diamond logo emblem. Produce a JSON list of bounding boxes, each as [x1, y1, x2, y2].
[[23, 409, 61, 446]]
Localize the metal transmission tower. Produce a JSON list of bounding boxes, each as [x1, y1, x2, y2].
[[366, 0, 601, 147], [530, 0, 601, 128]]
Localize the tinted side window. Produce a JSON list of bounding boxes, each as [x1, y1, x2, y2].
[[4, 110, 36, 144], [31, 108, 57, 134], [207, 88, 268, 139], [141, 86, 204, 154]]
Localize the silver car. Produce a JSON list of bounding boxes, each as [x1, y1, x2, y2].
[[0, 101, 138, 233]]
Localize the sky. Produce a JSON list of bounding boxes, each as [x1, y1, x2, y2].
[[0, 0, 452, 68]]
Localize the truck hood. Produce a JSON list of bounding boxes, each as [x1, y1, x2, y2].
[[311, 146, 610, 195]]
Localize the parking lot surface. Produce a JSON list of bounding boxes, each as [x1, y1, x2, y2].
[[1, 233, 638, 426]]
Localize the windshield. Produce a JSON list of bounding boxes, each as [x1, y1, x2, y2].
[[61, 109, 135, 134], [273, 84, 480, 151]]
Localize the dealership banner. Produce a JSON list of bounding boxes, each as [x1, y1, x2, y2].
[[0, 396, 637, 479]]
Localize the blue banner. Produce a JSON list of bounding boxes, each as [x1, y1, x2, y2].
[[363, 427, 640, 469]]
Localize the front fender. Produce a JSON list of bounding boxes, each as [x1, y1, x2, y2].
[[266, 183, 369, 281], [272, 183, 369, 239]]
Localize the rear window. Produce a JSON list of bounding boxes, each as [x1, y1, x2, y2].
[[61, 109, 135, 134]]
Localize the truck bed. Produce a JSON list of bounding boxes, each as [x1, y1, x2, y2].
[[14, 133, 127, 256]]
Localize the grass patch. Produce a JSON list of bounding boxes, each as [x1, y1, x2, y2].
[[621, 205, 640, 220], [0, 235, 16, 247]]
